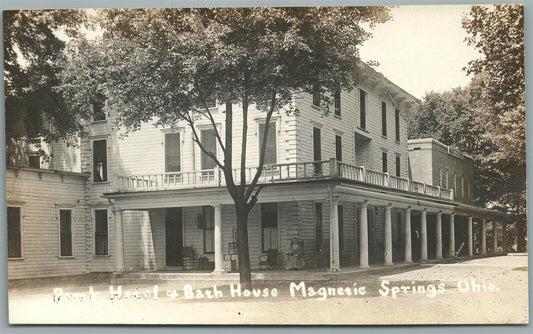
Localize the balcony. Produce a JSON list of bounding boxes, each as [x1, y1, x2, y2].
[[116, 159, 455, 201]]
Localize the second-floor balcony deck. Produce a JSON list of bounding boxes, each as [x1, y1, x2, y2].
[[116, 159, 455, 201]]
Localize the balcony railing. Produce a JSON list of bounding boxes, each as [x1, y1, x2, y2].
[[116, 158, 454, 201]]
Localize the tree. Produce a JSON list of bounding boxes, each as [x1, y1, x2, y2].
[[3, 10, 87, 158], [462, 4, 526, 251], [57, 7, 391, 287]]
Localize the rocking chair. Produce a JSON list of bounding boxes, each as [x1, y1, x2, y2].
[[258, 249, 279, 270]]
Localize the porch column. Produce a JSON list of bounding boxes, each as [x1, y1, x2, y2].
[[359, 203, 369, 268], [449, 213, 455, 257], [420, 209, 428, 262], [213, 204, 225, 274], [329, 198, 340, 271], [404, 208, 412, 263], [468, 216, 473, 256], [384, 205, 393, 265], [493, 221, 498, 253], [435, 212, 443, 259], [481, 219, 487, 254], [113, 208, 124, 272]]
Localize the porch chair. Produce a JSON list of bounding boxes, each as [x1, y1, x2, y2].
[[258, 249, 279, 270], [181, 246, 199, 270]]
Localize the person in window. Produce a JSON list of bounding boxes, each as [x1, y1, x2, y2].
[[95, 160, 104, 182]]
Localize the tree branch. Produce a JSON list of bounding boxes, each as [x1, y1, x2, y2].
[[193, 78, 226, 154], [184, 113, 224, 169]]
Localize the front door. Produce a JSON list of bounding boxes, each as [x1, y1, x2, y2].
[[165, 207, 183, 267]]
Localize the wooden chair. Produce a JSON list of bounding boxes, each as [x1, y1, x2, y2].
[[258, 249, 279, 270], [181, 246, 199, 270]]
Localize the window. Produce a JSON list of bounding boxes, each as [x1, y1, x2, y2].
[[395, 155, 401, 177], [382, 102, 387, 136], [165, 132, 181, 172], [444, 169, 449, 188], [92, 99, 106, 121], [359, 89, 366, 129], [201, 129, 217, 170], [28, 155, 40, 168], [335, 135, 342, 161], [439, 167, 444, 187], [395, 109, 400, 142], [313, 127, 322, 174], [261, 203, 278, 251], [382, 152, 388, 173], [8, 207, 21, 259], [202, 206, 214, 254], [461, 175, 465, 198], [60, 210, 73, 257], [312, 84, 320, 107], [258, 122, 277, 165], [338, 205, 344, 251], [93, 139, 107, 182], [94, 209, 108, 256], [314, 202, 323, 252], [334, 89, 341, 116]]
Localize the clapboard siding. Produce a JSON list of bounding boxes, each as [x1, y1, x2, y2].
[[6, 168, 88, 279]]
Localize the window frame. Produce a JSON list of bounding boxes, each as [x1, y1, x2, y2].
[[381, 101, 387, 137], [7, 205, 23, 260], [91, 138, 108, 183], [334, 89, 341, 117], [202, 206, 215, 254], [260, 202, 279, 252], [162, 129, 184, 173], [28, 154, 40, 169], [93, 208, 109, 256], [359, 88, 367, 130], [395, 108, 401, 142], [257, 119, 278, 166], [57, 207, 74, 258], [395, 155, 401, 177], [312, 83, 321, 107], [382, 151, 388, 173], [335, 134, 343, 162]]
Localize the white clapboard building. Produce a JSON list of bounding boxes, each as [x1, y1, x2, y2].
[[6, 65, 506, 279]]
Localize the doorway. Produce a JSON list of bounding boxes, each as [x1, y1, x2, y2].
[[165, 207, 183, 267]]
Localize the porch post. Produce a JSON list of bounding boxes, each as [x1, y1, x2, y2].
[[359, 202, 369, 268], [384, 205, 393, 265], [449, 213, 455, 257], [493, 221, 498, 253], [213, 204, 225, 274], [481, 218, 487, 254], [468, 216, 473, 256], [404, 208, 412, 263], [329, 198, 340, 271], [420, 209, 428, 262], [435, 212, 443, 259], [113, 208, 125, 272]]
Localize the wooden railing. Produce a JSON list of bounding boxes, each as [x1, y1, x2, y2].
[[116, 158, 454, 201]]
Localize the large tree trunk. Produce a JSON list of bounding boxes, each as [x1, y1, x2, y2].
[[235, 203, 252, 289]]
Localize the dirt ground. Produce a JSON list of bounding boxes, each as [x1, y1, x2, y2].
[[8, 255, 529, 325]]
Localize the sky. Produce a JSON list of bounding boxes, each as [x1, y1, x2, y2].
[[359, 5, 483, 99]]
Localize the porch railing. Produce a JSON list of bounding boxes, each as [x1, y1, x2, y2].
[[116, 158, 454, 201]]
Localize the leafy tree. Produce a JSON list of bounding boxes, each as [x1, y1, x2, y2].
[[462, 4, 526, 251], [58, 7, 391, 287], [3, 10, 87, 159]]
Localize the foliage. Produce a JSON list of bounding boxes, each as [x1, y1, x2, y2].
[[57, 7, 391, 286], [3, 10, 87, 149]]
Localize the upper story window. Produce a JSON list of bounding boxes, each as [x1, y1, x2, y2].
[[444, 168, 449, 188], [165, 132, 181, 172], [335, 135, 342, 161], [312, 84, 320, 107], [94, 209, 108, 256], [381, 102, 387, 137], [395, 109, 400, 142], [395, 155, 401, 177], [201, 129, 217, 170], [359, 89, 366, 130], [8, 206, 21, 259], [59, 209, 73, 257], [28, 155, 40, 168], [334, 89, 341, 117], [313, 126, 322, 174], [258, 122, 277, 165], [93, 139, 107, 182], [382, 152, 388, 173], [92, 96, 106, 122]]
